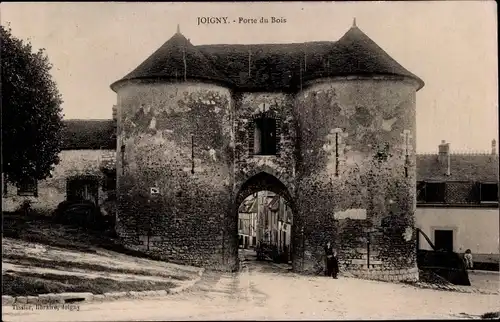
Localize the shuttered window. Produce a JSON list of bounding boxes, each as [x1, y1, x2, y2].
[[247, 122, 255, 156], [248, 113, 280, 157]]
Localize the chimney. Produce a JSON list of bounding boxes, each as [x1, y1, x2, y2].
[[438, 140, 451, 175], [492, 139, 497, 155], [112, 105, 117, 121]]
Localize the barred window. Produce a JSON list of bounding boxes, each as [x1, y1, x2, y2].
[[17, 178, 38, 197], [480, 183, 498, 203]]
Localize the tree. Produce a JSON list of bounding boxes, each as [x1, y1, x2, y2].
[[1, 24, 64, 185]]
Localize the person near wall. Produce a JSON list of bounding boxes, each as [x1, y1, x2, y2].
[[464, 249, 474, 270], [324, 241, 339, 279]]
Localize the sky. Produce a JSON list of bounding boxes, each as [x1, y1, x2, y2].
[[1, 1, 498, 153]]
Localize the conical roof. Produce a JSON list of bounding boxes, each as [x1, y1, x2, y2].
[[302, 24, 424, 90], [111, 30, 231, 91]]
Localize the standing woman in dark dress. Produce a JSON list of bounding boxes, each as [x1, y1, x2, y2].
[[325, 241, 334, 277]]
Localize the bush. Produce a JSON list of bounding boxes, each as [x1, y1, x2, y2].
[[53, 200, 112, 231], [16, 200, 33, 216]]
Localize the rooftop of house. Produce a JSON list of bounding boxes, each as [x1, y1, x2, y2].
[[238, 195, 258, 213], [61, 119, 116, 150], [111, 21, 424, 92], [416, 153, 499, 182]]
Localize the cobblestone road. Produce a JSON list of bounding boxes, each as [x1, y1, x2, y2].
[[3, 250, 498, 321]]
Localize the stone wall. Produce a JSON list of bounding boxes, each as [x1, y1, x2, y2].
[[115, 80, 235, 270], [293, 76, 420, 282], [2, 150, 115, 213]]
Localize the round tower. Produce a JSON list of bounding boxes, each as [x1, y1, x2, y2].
[[110, 26, 236, 269], [293, 21, 424, 281]]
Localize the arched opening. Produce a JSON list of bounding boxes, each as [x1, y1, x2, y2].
[[234, 172, 295, 267]]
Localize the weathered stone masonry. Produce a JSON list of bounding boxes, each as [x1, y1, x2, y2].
[[116, 81, 233, 269], [294, 78, 419, 279], [111, 22, 424, 281]]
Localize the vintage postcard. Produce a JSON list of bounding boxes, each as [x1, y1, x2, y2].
[[1, 1, 498, 321]]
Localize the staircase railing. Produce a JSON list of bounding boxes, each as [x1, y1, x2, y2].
[[416, 227, 436, 251]]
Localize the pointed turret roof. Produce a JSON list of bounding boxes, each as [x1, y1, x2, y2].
[[302, 23, 424, 89], [111, 28, 231, 91]]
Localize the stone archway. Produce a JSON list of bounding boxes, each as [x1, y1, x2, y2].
[[231, 171, 296, 267]]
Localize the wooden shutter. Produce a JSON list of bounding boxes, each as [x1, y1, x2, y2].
[[275, 116, 282, 157], [247, 120, 254, 156], [416, 181, 426, 203]]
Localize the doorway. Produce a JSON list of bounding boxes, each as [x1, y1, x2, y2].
[[67, 176, 99, 205], [234, 172, 294, 266], [434, 229, 454, 252]]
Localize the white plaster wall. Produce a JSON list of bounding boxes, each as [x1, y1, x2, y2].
[[2, 149, 115, 213], [416, 207, 499, 255]]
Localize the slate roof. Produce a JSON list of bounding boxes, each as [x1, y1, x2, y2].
[[61, 119, 116, 150], [416, 153, 499, 182], [111, 24, 424, 92]]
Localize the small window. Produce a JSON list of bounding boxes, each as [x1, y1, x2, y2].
[[17, 178, 38, 197], [253, 116, 277, 156], [417, 181, 446, 203], [480, 183, 498, 202]]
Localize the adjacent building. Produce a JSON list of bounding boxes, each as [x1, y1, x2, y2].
[[238, 194, 258, 248], [415, 140, 499, 265], [2, 119, 117, 214]]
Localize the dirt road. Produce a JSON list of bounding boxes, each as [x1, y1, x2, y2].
[[3, 251, 498, 321]]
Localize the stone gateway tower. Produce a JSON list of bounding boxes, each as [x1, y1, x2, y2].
[[111, 22, 425, 282]]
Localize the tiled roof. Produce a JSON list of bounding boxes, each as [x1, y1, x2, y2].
[[239, 196, 258, 213], [111, 32, 230, 90], [197, 41, 335, 91], [61, 119, 116, 150], [111, 25, 424, 92], [416, 153, 499, 182]]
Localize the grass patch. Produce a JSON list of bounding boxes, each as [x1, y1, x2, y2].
[[2, 212, 190, 265], [3, 254, 191, 281], [3, 272, 177, 297]]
